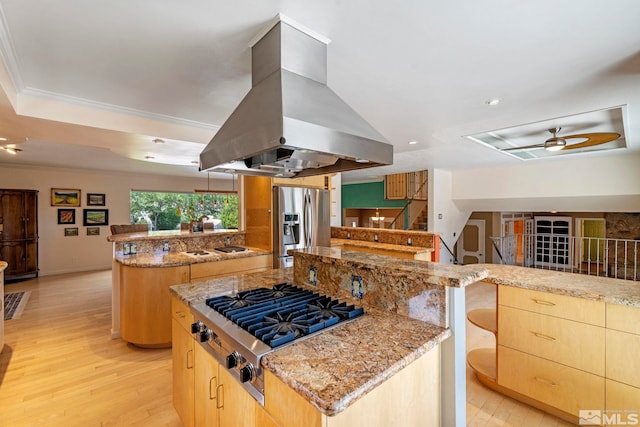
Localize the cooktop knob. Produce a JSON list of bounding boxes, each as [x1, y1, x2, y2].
[[226, 351, 240, 369], [239, 363, 255, 383], [199, 329, 213, 342], [191, 321, 204, 334]]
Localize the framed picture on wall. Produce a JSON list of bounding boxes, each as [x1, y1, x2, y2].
[[51, 188, 81, 207], [87, 193, 106, 206], [57, 208, 76, 224], [86, 227, 100, 236], [64, 227, 79, 237], [83, 209, 109, 226]]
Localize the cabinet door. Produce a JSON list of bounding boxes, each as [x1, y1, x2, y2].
[[194, 344, 219, 427], [172, 319, 195, 427], [218, 367, 257, 427], [23, 191, 38, 238], [0, 191, 26, 240], [384, 173, 407, 200], [0, 241, 26, 276]]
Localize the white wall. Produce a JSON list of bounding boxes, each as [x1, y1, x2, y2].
[[0, 164, 226, 276], [428, 169, 471, 264], [451, 152, 640, 212]]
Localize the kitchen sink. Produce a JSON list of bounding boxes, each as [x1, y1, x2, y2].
[[213, 246, 248, 253]]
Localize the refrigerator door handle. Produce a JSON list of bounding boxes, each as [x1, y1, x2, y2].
[[304, 190, 312, 247]]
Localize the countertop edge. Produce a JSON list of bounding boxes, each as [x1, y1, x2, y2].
[[262, 327, 451, 416], [479, 264, 640, 308]]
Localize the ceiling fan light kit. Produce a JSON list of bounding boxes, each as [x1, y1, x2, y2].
[[543, 127, 567, 151]]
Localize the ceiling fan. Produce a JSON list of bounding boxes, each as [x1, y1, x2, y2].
[[501, 127, 621, 152]]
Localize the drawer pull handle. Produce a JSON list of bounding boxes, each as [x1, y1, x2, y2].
[[531, 298, 556, 306], [534, 376, 557, 387], [532, 331, 556, 341]]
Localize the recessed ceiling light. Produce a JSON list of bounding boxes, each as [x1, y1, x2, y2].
[[485, 99, 501, 106], [144, 155, 155, 160], [408, 141, 418, 145], [152, 138, 165, 144]]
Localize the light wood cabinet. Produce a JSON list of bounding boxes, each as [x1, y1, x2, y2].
[[194, 344, 219, 427], [384, 171, 427, 201], [469, 285, 640, 423], [498, 305, 605, 376], [498, 285, 605, 326], [217, 365, 258, 427], [0, 189, 38, 281], [120, 264, 189, 347], [272, 175, 327, 189], [264, 344, 441, 427], [243, 176, 273, 251], [606, 379, 640, 413], [384, 173, 407, 200], [497, 346, 604, 416], [190, 255, 271, 281], [172, 307, 195, 427]]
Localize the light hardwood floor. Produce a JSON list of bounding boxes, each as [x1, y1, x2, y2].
[[0, 270, 181, 427], [1, 270, 575, 426]]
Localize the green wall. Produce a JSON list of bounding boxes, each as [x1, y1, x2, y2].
[[342, 181, 409, 229], [341, 181, 406, 208]]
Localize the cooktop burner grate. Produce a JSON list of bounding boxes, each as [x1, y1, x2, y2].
[[204, 283, 364, 348]]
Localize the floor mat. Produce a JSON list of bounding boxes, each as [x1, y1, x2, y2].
[[4, 291, 31, 320]]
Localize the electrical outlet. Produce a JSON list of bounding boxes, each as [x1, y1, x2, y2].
[[407, 237, 412, 245], [351, 275, 364, 299], [374, 234, 379, 242]]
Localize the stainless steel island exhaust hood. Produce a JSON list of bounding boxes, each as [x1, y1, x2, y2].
[[199, 15, 393, 178]]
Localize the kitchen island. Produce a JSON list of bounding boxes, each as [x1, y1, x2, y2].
[[107, 229, 272, 347], [169, 247, 487, 426]]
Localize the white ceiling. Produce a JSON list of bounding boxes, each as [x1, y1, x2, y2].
[[0, 0, 639, 183]]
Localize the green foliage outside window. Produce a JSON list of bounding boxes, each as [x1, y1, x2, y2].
[[130, 191, 238, 230]]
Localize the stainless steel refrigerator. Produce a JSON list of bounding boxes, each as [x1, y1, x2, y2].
[[273, 186, 331, 268]]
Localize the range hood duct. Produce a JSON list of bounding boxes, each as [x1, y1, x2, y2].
[[199, 16, 393, 178]]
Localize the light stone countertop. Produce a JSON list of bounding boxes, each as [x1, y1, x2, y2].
[[331, 238, 433, 255], [113, 246, 271, 268], [169, 268, 451, 417], [481, 264, 640, 308]]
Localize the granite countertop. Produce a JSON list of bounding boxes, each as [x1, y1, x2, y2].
[[331, 238, 433, 255], [114, 246, 271, 268], [107, 229, 241, 243], [481, 264, 640, 308], [170, 269, 451, 417], [298, 246, 488, 288]]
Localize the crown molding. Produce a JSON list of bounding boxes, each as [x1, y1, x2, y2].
[[0, 3, 24, 92], [21, 86, 220, 132]]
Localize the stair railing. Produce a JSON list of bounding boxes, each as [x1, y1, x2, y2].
[[387, 175, 429, 230]]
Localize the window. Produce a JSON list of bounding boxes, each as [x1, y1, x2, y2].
[[130, 191, 238, 231]]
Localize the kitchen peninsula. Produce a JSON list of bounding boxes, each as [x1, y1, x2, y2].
[[107, 229, 272, 347]]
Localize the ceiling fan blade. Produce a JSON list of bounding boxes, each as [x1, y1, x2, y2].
[[563, 132, 621, 150], [501, 143, 545, 152]]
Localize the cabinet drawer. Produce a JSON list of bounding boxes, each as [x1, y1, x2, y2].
[[606, 329, 640, 388], [498, 305, 605, 376], [191, 254, 271, 280], [606, 303, 640, 335], [171, 295, 194, 333], [498, 286, 605, 326], [607, 379, 640, 413], [498, 346, 604, 417]]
